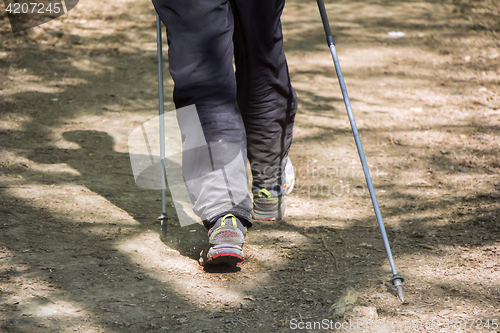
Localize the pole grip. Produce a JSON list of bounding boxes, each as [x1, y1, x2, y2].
[[316, 0, 335, 46]]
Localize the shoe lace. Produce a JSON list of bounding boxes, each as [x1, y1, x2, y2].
[[221, 214, 237, 227], [257, 189, 272, 199]]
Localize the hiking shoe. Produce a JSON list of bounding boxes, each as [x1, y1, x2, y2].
[[199, 214, 246, 266], [252, 189, 285, 221], [251, 157, 294, 221]]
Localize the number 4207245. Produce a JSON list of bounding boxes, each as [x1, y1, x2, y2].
[[6, 2, 62, 14]]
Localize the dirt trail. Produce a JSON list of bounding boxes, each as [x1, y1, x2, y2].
[[1, 0, 499, 332]]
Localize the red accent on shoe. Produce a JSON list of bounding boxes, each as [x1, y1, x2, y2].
[[200, 253, 244, 266]]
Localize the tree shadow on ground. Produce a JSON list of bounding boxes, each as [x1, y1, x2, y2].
[[1, 0, 500, 331]]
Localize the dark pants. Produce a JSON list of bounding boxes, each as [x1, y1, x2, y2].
[[153, 0, 297, 225]]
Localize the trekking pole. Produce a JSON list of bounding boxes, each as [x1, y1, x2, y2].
[[316, 0, 405, 302], [156, 13, 168, 239]]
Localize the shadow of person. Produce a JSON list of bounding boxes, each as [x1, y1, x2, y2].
[[27, 130, 207, 261], [202, 263, 241, 273]]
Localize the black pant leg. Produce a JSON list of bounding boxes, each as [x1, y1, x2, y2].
[[231, 0, 297, 196]]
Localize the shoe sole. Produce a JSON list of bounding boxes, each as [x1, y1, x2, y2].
[[201, 253, 244, 265], [199, 244, 244, 266], [251, 214, 283, 221]]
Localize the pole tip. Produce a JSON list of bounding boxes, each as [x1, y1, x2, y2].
[[391, 274, 405, 302], [396, 285, 404, 302], [158, 214, 168, 239]]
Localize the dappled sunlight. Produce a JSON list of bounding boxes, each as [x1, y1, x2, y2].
[[0, 247, 91, 331], [115, 231, 250, 307], [22, 299, 87, 318], [69, 58, 114, 75], [1, 0, 499, 331], [22, 164, 82, 177], [397, 250, 500, 313]]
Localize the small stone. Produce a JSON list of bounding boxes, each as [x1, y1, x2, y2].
[[350, 305, 378, 319], [328, 286, 359, 317], [485, 262, 495, 268], [438, 309, 451, 317]]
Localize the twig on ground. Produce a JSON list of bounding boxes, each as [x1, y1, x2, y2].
[[339, 235, 348, 250], [321, 237, 339, 271]]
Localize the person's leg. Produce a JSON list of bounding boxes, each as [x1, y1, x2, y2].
[[152, 0, 253, 228], [231, 0, 297, 219]]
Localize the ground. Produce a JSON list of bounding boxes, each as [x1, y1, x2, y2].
[[0, 0, 499, 332]]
